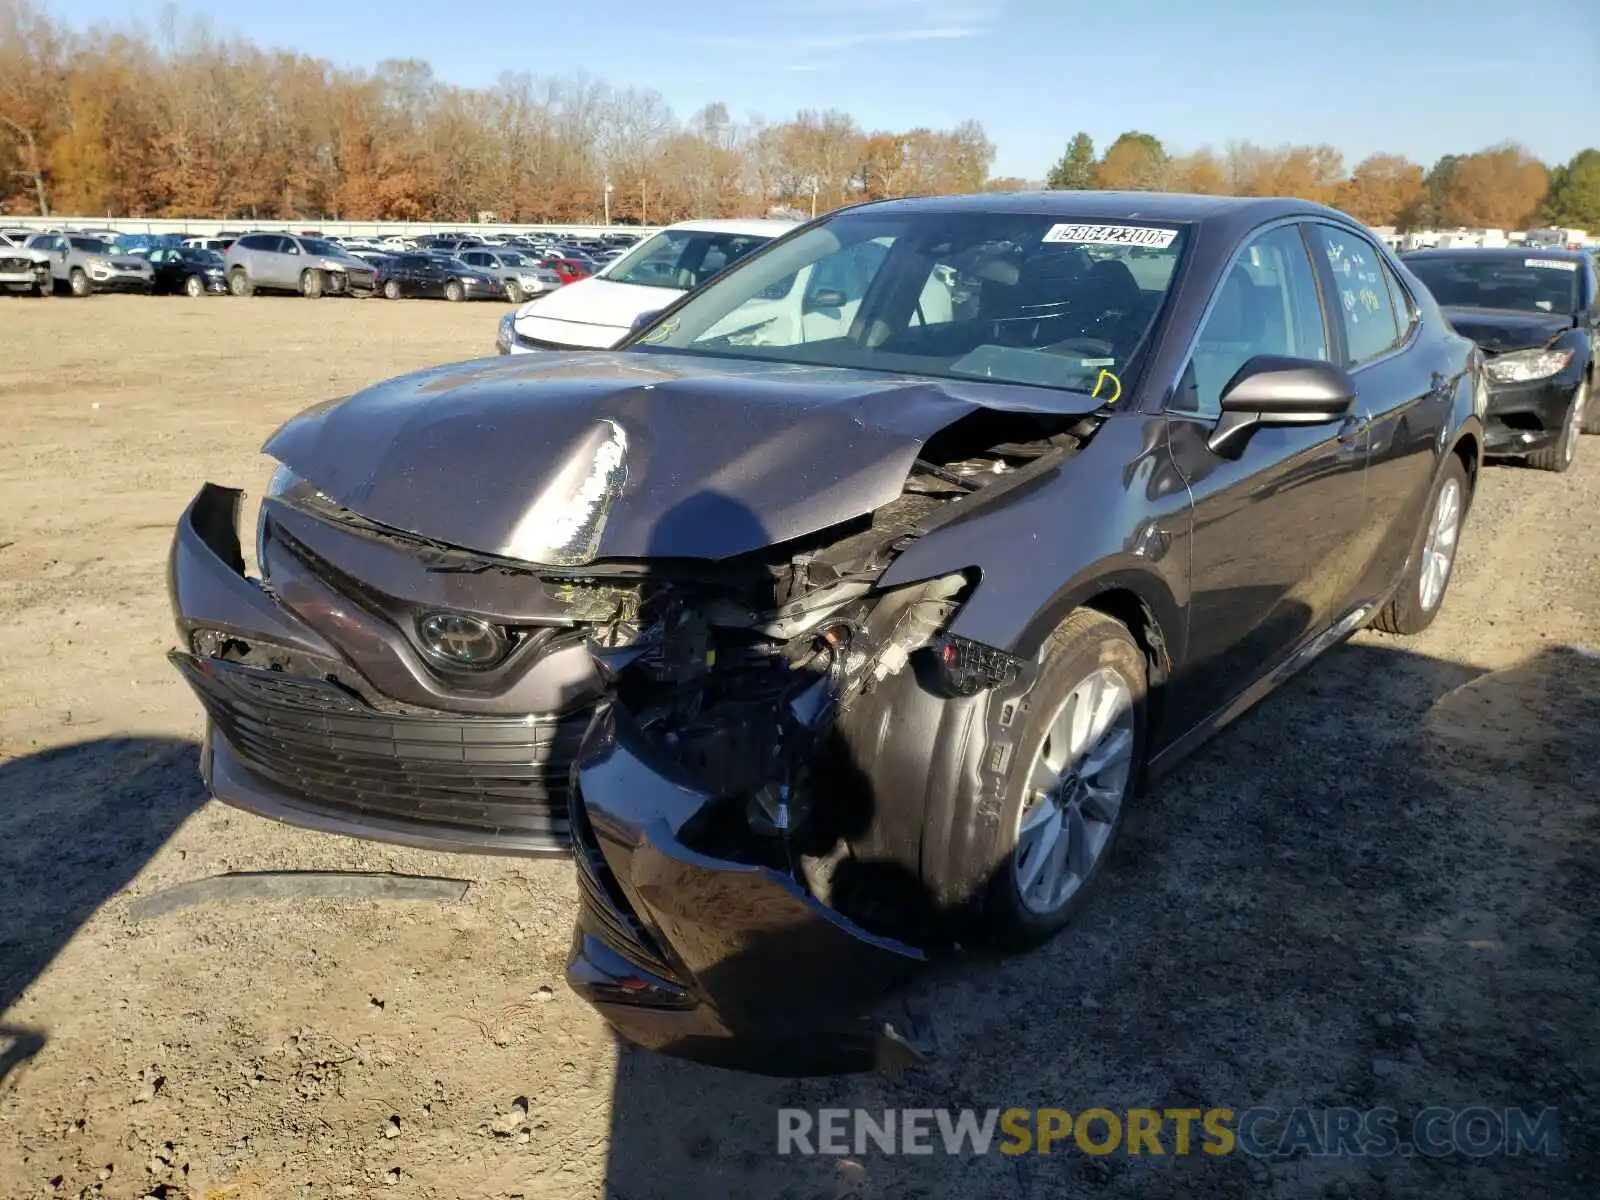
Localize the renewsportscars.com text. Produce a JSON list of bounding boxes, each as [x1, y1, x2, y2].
[[777, 1106, 1562, 1159]]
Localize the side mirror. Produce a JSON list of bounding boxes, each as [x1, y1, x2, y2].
[[1207, 355, 1356, 459], [630, 308, 664, 333]]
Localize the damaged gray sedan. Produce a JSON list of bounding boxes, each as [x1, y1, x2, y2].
[[168, 193, 1485, 1074]]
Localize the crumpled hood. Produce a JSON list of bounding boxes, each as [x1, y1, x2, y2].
[[1440, 306, 1572, 353], [262, 351, 1097, 563]]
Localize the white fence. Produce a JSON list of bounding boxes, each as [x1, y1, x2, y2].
[[0, 216, 665, 240]]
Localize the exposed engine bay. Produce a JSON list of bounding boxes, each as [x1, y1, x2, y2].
[[567, 407, 1099, 914]]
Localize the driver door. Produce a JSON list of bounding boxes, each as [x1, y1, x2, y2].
[[1163, 222, 1372, 739]]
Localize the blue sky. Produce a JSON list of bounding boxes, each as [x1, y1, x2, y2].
[[49, 0, 1600, 179]]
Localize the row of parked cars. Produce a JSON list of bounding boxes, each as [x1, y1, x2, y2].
[[0, 225, 643, 302], [163, 192, 1599, 1077]]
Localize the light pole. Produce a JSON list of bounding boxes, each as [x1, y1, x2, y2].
[[604, 179, 613, 226], [811, 179, 819, 219]]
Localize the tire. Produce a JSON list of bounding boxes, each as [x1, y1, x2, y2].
[[1371, 455, 1470, 635], [504, 280, 523, 305], [30, 270, 51, 298], [300, 269, 324, 299], [978, 609, 1146, 950], [184, 274, 204, 298], [445, 280, 465, 303], [68, 268, 91, 298], [229, 269, 253, 297], [1577, 377, 1599, 436], [382, 278, 401, 301], [1524, 382, 1583, 472]]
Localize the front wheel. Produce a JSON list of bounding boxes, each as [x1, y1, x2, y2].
[[229, 269, 253, 297], [444, 280, 464, 303], [184, 274, 205, 298], [1371, 455, 1469, 635], [978, 609, 1146, 949], [1525, 382, 1583, 472], [300, 269, 324, 299], [68, 268, 91, 297], [31, 270, 52, 297], [382, 278, 401, 300], [504, 280, 523, 304], [1576, 378, 1599, 436]]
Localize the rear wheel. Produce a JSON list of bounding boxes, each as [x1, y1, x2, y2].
[[300, 269, 324, 299], [978, 609, 1145, 949], [68, 268, 91, 297], [229, 269, 253, 297], [382, 278, 401, 300], [445, 280, 465, 303], [184, 274, 205, 298], [1372, 455, 1469, 635]]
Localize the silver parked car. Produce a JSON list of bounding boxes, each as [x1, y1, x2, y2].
[[455, 247, 563, 303], [24, 233, 154, 296], [0, 242, 51, 295], [223, 233, 378, 298]]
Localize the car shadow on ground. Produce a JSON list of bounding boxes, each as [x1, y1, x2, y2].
[[0, 737, 207, 1088], [596, 640, 1600, 1200]]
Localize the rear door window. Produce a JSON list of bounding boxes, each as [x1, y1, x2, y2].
[[1312, 225, 1401, 366]]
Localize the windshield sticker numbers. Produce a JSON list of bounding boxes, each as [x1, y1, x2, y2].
[[1525, 258, 1578, 272], [1043, 224, 1178, 249]]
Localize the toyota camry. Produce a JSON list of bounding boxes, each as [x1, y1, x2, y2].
[[167, 192, 1484, 1074]]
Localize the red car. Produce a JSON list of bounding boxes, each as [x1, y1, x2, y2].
[[541, 256, 592, 284]]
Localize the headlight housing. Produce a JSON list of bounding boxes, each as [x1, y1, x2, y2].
[[1484, 347, 1574, 384], [85, 256, 110, 270], [496, 311, 516, 354]]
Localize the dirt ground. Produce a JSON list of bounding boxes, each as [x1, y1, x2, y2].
[[0, 293, 1596, 1200]]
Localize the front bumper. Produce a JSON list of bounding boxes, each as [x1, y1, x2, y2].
[[565, 705, 928, 1075], [88, 270, 153, 292], [165, 484, 591, 855], [1482, 375, 1582, 455]]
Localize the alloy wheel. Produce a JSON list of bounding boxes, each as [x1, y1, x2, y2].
[[1012, 666, 1135, 916], [1418, 476, 1462, 612]]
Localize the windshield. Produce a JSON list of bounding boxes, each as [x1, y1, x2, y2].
[[299, 238, 344, 257], [1406, 255, 1580, 315], [632, 212, 1188, 394], [69, 237, 110, 253], [605, 228, 775, 290], [499, 252, 526, 266], [187, 249, 224, 265]]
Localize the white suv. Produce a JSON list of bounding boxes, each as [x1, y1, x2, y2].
[[497, 218, 797, 354]]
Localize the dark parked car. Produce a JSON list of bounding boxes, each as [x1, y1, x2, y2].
[[378, 253, 503, 301], [148, 246, 228, 296], [1403, 246, 1596, 471], [166, 193, 1483, 1075]]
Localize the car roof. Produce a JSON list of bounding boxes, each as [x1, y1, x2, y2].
[[1402, 246, 1589, 262], [662, 218, 800, 235], [837, 191, 1345, 236]]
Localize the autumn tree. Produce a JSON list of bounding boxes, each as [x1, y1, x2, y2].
[[1441, 143, 1548, 228], [1096, 131, 1166, 191], [1166, 149, 1230, 195], [1335, 154, 1424, 226], [1046, 132, 1095, 189]]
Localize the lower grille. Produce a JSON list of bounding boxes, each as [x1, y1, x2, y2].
[[570, 788, 681, 981], [174, 653, 586, 845]]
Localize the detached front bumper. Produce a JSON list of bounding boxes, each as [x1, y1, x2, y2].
[[166, 484, 588, 855], [566, 705, 928, 1076], [1482, 375, 1582, 455]]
